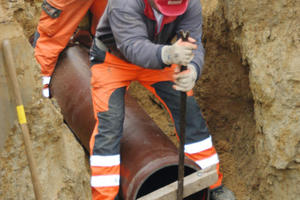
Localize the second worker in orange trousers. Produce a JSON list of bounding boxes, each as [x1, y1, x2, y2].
[[34, 0, 107, 98]]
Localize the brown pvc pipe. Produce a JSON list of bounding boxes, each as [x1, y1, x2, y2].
[[49, 44, 207, 200]]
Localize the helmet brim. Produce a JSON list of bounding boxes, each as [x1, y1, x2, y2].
[[155, 1, 189, 16]]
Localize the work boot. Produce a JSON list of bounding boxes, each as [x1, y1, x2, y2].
[[210, 186, 236, 200]]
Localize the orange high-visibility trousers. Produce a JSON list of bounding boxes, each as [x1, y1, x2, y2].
[[90, 0, 108, 36], [89, 48, 223, 199], [35, 0, 107, 77]]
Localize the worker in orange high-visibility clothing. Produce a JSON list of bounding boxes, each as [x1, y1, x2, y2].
[[34, 0, 107, 98], [89, 0, 236, 199]]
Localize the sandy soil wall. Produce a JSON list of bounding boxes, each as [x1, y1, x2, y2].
[[199, 0, 300, 199], [0, 0, 299, 200], [0, 1, 91, 199]]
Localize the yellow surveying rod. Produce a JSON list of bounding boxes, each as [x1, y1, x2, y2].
[[2, 39, 43, 200]]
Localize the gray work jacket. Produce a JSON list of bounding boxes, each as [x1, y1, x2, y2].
[[95, 0, 205, 79]]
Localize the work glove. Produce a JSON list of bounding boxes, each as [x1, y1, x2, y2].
[[42, 76, 51, 98], [173, 64, 197, 92], [161, 37, 197, 66]]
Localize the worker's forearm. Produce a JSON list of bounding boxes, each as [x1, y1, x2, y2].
[[109, 9, 166, 69]]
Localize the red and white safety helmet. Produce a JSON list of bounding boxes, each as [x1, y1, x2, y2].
[[154, 0, 189, 16]]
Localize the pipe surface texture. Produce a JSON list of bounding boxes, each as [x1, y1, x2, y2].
[[49, 44, 208, 200]]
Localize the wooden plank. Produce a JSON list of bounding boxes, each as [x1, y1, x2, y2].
[[137, 165, 218, 200]]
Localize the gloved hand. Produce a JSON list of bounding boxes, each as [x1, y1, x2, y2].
[[173, 64, 197, 92], [42, 76, 51, 98], [161, 37, 197, 66]]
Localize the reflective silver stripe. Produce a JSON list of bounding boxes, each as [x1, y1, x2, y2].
[[42, 76, 51, 85], [195, 154, 219, 169], [42, 87, 49, 98], [90, 155, 120, 167], [91, 174, 120, 187], [184, 136, 213, 154]]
